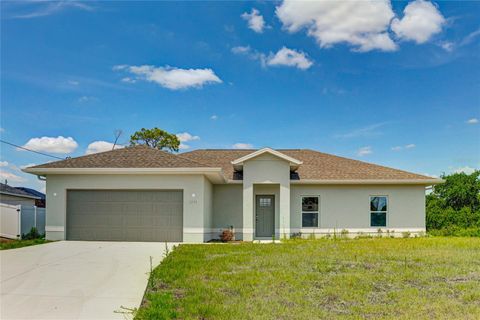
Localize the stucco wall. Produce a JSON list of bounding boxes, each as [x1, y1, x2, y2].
[[290, 184, 426, 236], [203, 178, 213, 241], [243, 153, 291, 240], [212, 184, 243, 239], [0, 194, 36, 207], [44, 174, 208, 242]]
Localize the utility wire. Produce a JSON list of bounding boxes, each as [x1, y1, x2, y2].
[[0, 139, 66, 160]]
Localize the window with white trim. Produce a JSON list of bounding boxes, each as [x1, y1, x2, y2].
[[302, 196, 319, 227], [370, 196, 387, 227]]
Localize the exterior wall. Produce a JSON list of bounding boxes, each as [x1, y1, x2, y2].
[[290, 184, 426, 237], [243, 153, 290, 240], [44, 174, 209, 242], [203, 178, 214, 242], [0, 194, 36, 207], [212, 184, 243, 239]]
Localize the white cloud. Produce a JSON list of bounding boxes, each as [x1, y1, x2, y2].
[[86, 141, 124, 155], [391, 0, 445, 44], [68, 80, 80, 86], [0, 170, 26, 183], [114, 65, 222, 90], [466, 118, 479, 124], [121, 77, 137, 83], [241, 8, 266, 33], [0, 127, 4, 132], [176, 132, 200, 150], [0, 161, 8, 167], [460, 28, 480, 46], [22, 136, 78, 154], [357, 146, 373, 157], [335, 123, 386, 139], [176, 132, 200, 142], [231, 46, 252, 54], [276, 0, 397, 52], [266, 47, 313, 70], [78, 96, 98, 103], [392, 143, 416, 151], [232, 46, 313, 70], [454, 166, 476, 175], [179, 143, 191, 150], [439, 41, 454, 52], [232, 143, 253, 149], [210, 115, 218, 120], [12, 1, 93, 19]]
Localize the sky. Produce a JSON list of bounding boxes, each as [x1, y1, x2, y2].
[[1, 0, 479, 193]]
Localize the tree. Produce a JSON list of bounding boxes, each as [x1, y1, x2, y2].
[[426, 170, 480, 232], [434, 171, 480, 211], [129, 127, 180, 152]]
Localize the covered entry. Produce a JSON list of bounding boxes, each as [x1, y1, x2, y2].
[[66, 190, 183, 242]]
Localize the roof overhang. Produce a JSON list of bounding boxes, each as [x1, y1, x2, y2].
[[0, 191, 40, 200], [290, 179, 445, 185], [22, 167, 227, 184], [231, 147, 303, 171]]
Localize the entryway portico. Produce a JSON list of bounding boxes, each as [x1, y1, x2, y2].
[[232, 148, 302, 240]]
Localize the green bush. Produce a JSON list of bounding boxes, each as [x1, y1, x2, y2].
[[426, 171, 480, 236], [22, 227, 43, 240]]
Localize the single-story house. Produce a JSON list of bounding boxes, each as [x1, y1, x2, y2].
[[15, 187, 46, 208], [23, 146, 442, 242], [0, 183, 40, 206]]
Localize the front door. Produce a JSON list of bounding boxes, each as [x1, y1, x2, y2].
[[255, 195, 275, 238]]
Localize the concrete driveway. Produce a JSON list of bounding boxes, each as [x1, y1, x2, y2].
[[1, 241, 175, 320]]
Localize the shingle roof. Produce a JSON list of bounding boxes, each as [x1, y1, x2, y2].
[[27, 146, 434, 181], [0, 183, 40, 199], [29, 145, 210, 169], [180, 149, 434, 181]]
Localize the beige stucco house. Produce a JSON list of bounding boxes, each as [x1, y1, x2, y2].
[[24, 146, 442, 242]]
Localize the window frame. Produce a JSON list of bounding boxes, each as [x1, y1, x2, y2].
[[301, 195, 320, 228], [369, 195, 388, 227]]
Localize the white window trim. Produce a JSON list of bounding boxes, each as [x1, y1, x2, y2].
[[301, 195, 320, 228], [369, 195, 388, 227]]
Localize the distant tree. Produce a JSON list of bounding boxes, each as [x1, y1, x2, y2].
[[129, 127, 180, 152]]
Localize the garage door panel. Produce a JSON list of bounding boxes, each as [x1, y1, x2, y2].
[[67, 190, 183, 242]]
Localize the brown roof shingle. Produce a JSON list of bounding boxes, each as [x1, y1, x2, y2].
[[180, 149, 434, 181], [28, 146, 434, 181], [30, 145, 209, 169]]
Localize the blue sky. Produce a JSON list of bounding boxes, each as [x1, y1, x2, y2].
[[1, 0, 479, 192]]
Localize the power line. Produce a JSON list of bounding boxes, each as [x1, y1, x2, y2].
[[0, 139, 66, 160]]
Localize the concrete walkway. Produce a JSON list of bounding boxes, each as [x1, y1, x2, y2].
[[1, 241, 175, 319]]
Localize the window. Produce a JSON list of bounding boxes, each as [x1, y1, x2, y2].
[[302, 196, 319, 227], [259, 198, 271, 207], [370, 196, 387, 227]]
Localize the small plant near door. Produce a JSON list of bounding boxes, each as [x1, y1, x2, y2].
[[220, 228, 234, 242]]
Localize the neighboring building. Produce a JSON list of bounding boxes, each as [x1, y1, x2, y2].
[[16, 187, 46, 208], [0, 183, 40, 207], [23, 146, 443, 242]]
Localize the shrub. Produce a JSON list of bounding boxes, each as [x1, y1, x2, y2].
[[22, 227, 42, 240], [220, 229, 234, 242]]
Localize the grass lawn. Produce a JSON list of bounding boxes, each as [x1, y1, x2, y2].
[[136, 237, 480, 319], [0, 238, 50, 250]]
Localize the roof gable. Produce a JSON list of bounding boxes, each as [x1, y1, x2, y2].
[[231, 148, 302, 170]]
